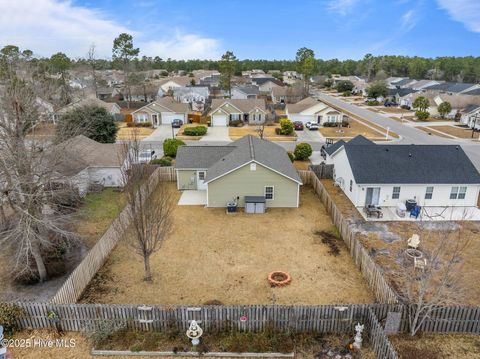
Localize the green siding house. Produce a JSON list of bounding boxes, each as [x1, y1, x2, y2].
[[175, 135, 302, 208]]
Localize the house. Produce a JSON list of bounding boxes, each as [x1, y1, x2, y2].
[[460, 104, 480, 129], [231, 85, 259, 99], [423, 82, 480, 94], [175, 135, 302, 208], [157, 77, 193, 97], [286, 97, 346, 125], [327, 135, 480, 220], [271, 85, 304, 104], [387, 88, 418, 108], [407, 80, 442, 91], [173, 86, 210, 111], [207, 99, 268, 126], [131, 97, 189, 127], [251, 78, 284, 93], [283, 71, 302, 85], [54, 135, 128, 196], [97, 87, 120, 101], [54, 97, 122, 121]]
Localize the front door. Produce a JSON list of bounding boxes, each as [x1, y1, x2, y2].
[[152, 114, 158, 126], [365, 187, 380, 206], [197, 171, 207, 190]]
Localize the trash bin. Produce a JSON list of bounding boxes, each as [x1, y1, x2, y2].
[[405, 199, 417, 212]]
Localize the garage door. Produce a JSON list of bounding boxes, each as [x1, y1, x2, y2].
[[162, 113, 180, 124], [211, 115, 228, 127]]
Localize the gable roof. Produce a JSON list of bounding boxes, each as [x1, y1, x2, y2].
[[233, 85, 259, 96], [339, 137, 480, 184], [158, 76, 192, 87], [462, 104, 480, 114], [175, 146, 235, 169], [463, 88, 480, 96], [388, 88, 417, 97], [134, 97, 190, 114], [286, 97, 319, 113], [424, 82, 477, 93], [325, 135, 374, 156], [324, 140, 346, 156], [209, 99, 267, 115], [252, 77, 284, 87]]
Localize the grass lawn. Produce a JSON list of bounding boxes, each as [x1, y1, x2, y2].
[[322, 179, 480, 306], [424, 125, 478, 139], [116, 122, 155, 140], [319, 118, 398, 140], [378, 107, 412, 114], [390, 334, 480, 359], [229, 125, 296, 141], [81, 184, 374, 305], [418, 126, 456, 139]]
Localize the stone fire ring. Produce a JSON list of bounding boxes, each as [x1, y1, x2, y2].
[[268, 271, 292, 287]]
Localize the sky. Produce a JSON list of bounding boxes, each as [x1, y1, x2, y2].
[[0, 0, 479, 60]]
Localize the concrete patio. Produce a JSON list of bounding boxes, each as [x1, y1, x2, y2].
[[357, 206, 480, 221], [178, 190, 207, 205]]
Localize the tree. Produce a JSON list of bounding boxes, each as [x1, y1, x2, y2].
[[0, 45, 20, 78], [336, 80, 354, 93], [87, 44, 99, 99], [413, 96, 430, 112], [219, 51, 237, 97], [118, 137, 174, 282], [56, 106, 118, 143], [296, 47, 316, 94], [163, 138, 185, 157], [112, 33, 140, 108], [438, 102, 452, 118], [50, 52, 72, 104], [366, 80, 388, 99], [294, 142, 312, 161]]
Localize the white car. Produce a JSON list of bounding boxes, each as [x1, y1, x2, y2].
[[137, 150, 157, 164], [305, 121, 319, 130]]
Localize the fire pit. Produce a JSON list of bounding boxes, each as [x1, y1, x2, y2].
[[268, 271, 292, 287]]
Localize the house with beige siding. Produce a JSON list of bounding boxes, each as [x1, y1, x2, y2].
[[207, 99, 268, 126], [131, 97, 189, 127], [175, 136, 302, 209]]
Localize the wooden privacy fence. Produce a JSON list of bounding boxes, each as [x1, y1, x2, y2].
[[366, 308, 398, 359], [51, 167, 176, 304], [298, 170, 399, 304]]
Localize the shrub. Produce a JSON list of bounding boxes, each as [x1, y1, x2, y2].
[[163, 138, 185, 158], [342, 90, 351, 97], [287, 151, 295, 162], [415, 110, 430, 121], [367, 100, 380, 106], [323, 122, 338, 127], [183, 126, 207, 136], [150, 156, 173, 167], [230, 119, 244, 127], [294, 142, 312, 161], [278, 118, 294, 135], [84, 320, 126, 347], [341, 119, 350, 127], [401, 105, 411, 110], [126, 122, 152, 128], [0, 303, 25, 335]]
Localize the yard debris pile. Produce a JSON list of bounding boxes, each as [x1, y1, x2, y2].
[[314, 229, 341, 256]]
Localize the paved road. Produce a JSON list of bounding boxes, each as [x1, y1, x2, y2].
[[315, 92, 480, 170]]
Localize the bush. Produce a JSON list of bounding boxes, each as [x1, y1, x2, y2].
[[278, 118, 294, 135], [342, 91, 351, 97], [367, 100, 380, 106], [341, 120, 350, 127], [415, 110, 430, 121], [294, 142, 312, 161], [0, 304, 25, 335], [401, 105, 411, 110], [84, 320, 126, 347], [150, 156, 173, 167], [163, 138, 185, 158], [126, 122, 152, 128], [183, 126, 207, 136], [323, 122, 338, 127], [287, 151, 295, 162], [230, 119, 244, 127]]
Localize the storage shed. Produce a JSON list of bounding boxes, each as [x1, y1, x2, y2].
[[245, 196, 266, 213]]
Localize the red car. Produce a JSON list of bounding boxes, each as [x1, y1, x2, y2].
[[293, 121, 304, 130]]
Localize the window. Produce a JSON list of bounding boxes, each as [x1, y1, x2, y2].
[[425, 186, 434, 200], [451, 186, 467, 199], [265, 186, 274, 200], [392, 186, 401, 199], [327, 115, 337, 123], [349, 180, 353, 192], [198, 171, 205, 181]]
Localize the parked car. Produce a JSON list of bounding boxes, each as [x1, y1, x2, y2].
[[137, 150, 156, 164], [384, 100, 398, 107], [171, 119, 184, 128], [293, 121, 304, 130], [305, 121, 319, 130]]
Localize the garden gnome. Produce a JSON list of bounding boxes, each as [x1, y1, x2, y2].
[[186, 320, 203, 346], [353, 323, 364, 350]]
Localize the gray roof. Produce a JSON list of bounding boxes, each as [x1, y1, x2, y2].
[[175, 136, 302, 184], [463, 104, 480, 114], [326, 135, 373, 156], [233, 85, 259, 95], [340, 138, 480, 184], [252, 77, 284, 87], [388, 88, 417, 97], [324, 140, 346, 156], [464, 88, 480, 96], [424, 82, 476, 93], [393, 78, 416, 87]]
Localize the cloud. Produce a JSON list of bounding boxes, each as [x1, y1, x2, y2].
[[141, 31, 222, 60], [400, 9, 417, 31], [326, 0, 361, 16], [0, 0, 223, 59], [437, 0, 480, 32]]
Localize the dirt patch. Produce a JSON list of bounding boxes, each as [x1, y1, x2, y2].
[[80, 184, 374, 305]]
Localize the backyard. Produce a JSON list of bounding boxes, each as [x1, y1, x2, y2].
[[81, 184, 374, 305]]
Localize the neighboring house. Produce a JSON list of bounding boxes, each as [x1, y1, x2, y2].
[[251, 78, 284, 93], [207, 99, 268, 126], [131, 97, 189, 126], [390, 78, 418, 89], [173, 86, 210, 111], [175, 135, 302, 208], [97, 87, 119, 101], [271, 85, 304, 104], [286, 97, 346, 125], [54, 135, 128, 196], [327, 135, 480, 218], [157, 77, 193, 97], [408, 80, 442, 91], [423, 82, 480, 94], [54, 97, 122, 121], [231, 85, 259, 99], [388, 88, 418, 107], [460, 104, 480, 129], [283, 71, 302, 85], [199, 74, 221, 88]]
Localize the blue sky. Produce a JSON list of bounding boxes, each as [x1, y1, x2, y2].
[[0, 0, 479, 59]]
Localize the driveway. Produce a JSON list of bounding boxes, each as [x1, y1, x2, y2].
[[295, 129, 323, 142], [142, 125, 179, 142], [199, 127, 231, 142]]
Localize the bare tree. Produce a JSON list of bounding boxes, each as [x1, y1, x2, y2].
[[87, 44, 99, 99], [118, 134, 174, 282], [393, 221, 471, 336]]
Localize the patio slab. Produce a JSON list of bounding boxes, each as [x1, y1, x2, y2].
[[178, 190, 207, 205], [356, 206, 480, 221]]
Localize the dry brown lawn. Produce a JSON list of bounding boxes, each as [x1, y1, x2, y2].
[[229, 125, 296, 141], [425, 125, 477, 139], [322, 179, 480, 305], [390, 334, 480, 359], [417, 126, 454, 139], [378, 107, 412, 114], [293, 160, 311, 170], [319, 118, 398, 140], [116, 122, 155, 140], [81, 184, 374, 305]]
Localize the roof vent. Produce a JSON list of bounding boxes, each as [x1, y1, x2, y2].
[[385, 148, 389, 152], [409, 153, 412, 157], [456, 146, 459, 150]]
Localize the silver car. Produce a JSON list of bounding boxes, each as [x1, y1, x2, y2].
[[305, 121, 319, 130]]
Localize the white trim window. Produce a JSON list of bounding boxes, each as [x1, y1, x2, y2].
[[425, 186, 434, 200], [198, 171, 205, 181], [135, 113, 149, 122], [265, 186, 274, 200], [392, 186, 401, 199], [326, 114, 338, 123], [450, 186, 467, 199]]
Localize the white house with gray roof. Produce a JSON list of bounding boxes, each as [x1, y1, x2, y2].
[[207, 99, 268, 126], [327, 136, 480, 221], [175, 136, 302, 208], [131, 97, 189, 127], [286, 97, 347, 125]]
